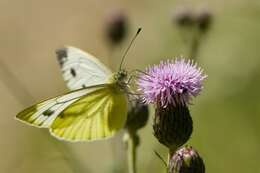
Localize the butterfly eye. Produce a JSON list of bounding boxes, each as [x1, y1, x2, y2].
[[118, 70, 127, 80]]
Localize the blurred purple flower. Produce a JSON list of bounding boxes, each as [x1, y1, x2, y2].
[[137, 59, 207, 107]]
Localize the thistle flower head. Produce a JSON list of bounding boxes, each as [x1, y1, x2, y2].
[[196, 8, 212, 32], [137, 59, 207, 107], [173, 7, 194, 27]]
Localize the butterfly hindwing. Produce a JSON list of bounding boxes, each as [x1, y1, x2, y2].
[[49, 84, 128, 141], [56, 46, 112, 90], [15, 86, 104, 128], [16, 84, 128, 141]]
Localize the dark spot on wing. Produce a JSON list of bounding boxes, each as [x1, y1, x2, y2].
[[82, 84, 86, 88], [70, 68, 76, 77], [43, 109, 54, 116], [56, 48, 68, 66]]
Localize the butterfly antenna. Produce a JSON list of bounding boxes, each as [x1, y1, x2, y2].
[[119, 27, 142, 70]]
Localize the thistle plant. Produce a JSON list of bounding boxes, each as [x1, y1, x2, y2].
[[173, 7, 213, 59], [124, 100, 149, 173], [137, 59, 206, 172]]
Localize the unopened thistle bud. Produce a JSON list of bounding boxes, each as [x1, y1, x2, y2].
[[154, 105, 192, 150], [168, 146, 205, 173], [105, 10, 128, 45], [125, 100, 149, 132]]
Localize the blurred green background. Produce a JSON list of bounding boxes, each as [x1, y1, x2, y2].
[[1, 0, 260, 172]]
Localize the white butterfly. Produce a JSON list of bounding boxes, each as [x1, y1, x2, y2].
[[16, 46, 129, 142]]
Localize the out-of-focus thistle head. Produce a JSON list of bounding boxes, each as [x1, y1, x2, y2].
[[196, 8, 212, 33], [105, 10, 128, 46], [125, 99, 149, 132], [173, 7, 194, 27], [168, 146, 205, 173], [173, 6, 213, 35], [137, 59, 207, 108]]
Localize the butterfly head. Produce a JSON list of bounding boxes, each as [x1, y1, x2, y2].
[[115, 69, 128, 82]]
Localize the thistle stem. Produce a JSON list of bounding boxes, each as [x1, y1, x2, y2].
[[167, 147, 178, 173], [127, 130, 138, 173], [189, 28, 202, 61], [189, 35, 200, 60]]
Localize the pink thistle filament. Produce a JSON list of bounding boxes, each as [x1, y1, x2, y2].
[[137, 59, 207, 107]]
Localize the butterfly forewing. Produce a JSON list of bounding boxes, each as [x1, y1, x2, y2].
[[56, 46, 112, 90]]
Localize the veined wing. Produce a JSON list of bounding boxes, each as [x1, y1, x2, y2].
[[50, 84, 128, 142], [56, 46, 112, 90], [15, 85, 106, 128]]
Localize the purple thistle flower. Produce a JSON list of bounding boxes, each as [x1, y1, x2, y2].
[[137, 59, 207, 107]]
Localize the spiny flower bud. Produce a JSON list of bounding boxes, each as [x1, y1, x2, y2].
[[168, 146, 205, 173], [153, 105, 192, 150], [105, 10, 128, 45], [125, 100, 149, 132]]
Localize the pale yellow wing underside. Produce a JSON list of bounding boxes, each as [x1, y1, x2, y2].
[[16, 84, 128, 141]]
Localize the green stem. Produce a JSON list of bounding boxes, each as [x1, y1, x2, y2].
[[189, 29, 202, 61], [167, 147, 178, 173], [127, 131, 138, 173], [189, 36, 199, 60]]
